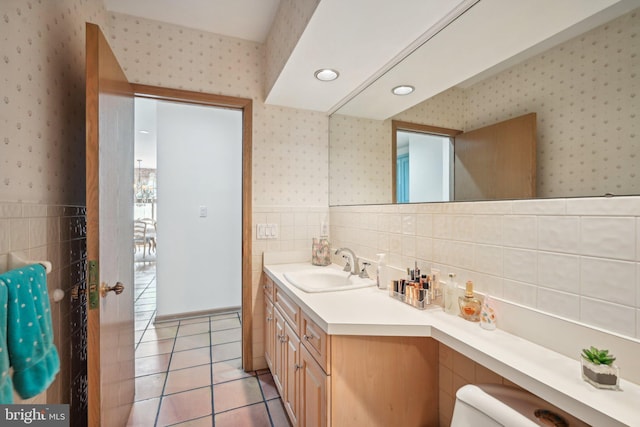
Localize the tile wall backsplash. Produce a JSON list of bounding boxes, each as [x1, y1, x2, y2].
[[251, 206, 329, 368], [0, 203, 87, 421], [330, 196, 640, 340]]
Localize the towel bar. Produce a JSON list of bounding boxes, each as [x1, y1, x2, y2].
[[3, 252, 63, 302]]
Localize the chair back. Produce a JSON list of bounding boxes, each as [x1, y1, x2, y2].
[[134, 220, 147, 242]]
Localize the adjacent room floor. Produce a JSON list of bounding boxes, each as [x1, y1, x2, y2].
[[127, 262, 290, 426]]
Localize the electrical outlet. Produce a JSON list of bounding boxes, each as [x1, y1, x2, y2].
[[321, 221, 329, 235]]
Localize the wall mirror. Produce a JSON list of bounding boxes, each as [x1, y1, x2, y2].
[[328, 2, 639, 206]]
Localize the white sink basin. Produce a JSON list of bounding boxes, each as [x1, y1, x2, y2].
[[284, 268, 375, 293]]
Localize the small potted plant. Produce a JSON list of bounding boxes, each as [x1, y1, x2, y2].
[[581, 346, 619, 390]]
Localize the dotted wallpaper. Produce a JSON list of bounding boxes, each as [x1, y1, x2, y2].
[[329, 115, 390, 205], [107, 12, 329, 207], [330, 8, 639, 203], [0, 0, 108, 204], [464, 9, 639, 198], [264, 0, 320, 99]]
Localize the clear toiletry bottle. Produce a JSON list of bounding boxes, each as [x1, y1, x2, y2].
[[443, 273, 459, 315], [458, 280, 482, 322], [376, 253, 388, 290]]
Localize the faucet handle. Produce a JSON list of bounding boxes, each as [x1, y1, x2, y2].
[[359, 262, 371, 278]]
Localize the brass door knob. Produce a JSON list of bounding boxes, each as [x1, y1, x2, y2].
[[101, 282, 125, 297]]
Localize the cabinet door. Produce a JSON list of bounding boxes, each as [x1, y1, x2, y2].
[[264, 297, 275, 371], [273, 307, 286, 395], [299, 345, 328, 427], [283, 322, 300, 426]]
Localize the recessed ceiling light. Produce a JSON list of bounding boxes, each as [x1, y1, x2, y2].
[[314, 69, 339, 82], [139, 130, 150, 134], [392, 85, 415, 96]]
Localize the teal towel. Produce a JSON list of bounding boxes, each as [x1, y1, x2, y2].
[[0, 264, 60, 400], [0, 277, 12, 403]]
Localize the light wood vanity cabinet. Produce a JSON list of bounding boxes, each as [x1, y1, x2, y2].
[[301, 312, 331, 373], [299, 344, 328, 427], [265, 277, 327, 427], [283, 322, 301, 425], [264, 294, 275, 372], [264, 276, 438, 427]]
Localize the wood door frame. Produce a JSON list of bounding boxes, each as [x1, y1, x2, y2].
[[131, 84, 254, 371], [391, 120, 462, 203]]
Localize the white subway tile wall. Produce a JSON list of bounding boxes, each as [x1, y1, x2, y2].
[[330, 196, 640, 339], [0, 202, 86, 406], [252, 206, 328, 368]]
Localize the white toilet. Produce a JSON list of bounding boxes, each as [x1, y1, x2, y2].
[[450, 384, 589, 427]]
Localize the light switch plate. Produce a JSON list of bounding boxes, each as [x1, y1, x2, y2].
[[257, 223, 278, 239]]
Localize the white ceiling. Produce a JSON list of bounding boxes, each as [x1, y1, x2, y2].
[[263, 0, 474, 113], [103, 0, 281, 43]]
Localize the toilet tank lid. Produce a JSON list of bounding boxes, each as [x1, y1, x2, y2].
[[456, 385, 539, 426], [456, 384, 589, 427]]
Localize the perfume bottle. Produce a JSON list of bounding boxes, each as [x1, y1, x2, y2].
[[458, 280, 481, 322]]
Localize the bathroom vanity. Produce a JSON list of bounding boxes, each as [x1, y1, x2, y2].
[[264, 259, 640, 427], [263, 269, 439, 426]]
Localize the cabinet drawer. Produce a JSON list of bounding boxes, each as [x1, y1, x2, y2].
[[301, 312, 331, 374], [275, 285, 300, 335], [263, 276, 274, 301]]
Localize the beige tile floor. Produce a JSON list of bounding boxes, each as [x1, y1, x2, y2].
[[127, 263, 291, 426]]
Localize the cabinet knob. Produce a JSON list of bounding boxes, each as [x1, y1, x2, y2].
[[303, 334, 310, 341], [294, 363, 303, 371]]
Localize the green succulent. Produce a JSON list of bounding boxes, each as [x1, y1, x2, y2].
[[581, 346, 616, 366]]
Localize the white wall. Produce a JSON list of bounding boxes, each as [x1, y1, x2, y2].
[[408, 133, 450, 203], [156, 100, 243, 317]]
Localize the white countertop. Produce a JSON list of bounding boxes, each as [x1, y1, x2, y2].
[[264, 262, 640, 427]]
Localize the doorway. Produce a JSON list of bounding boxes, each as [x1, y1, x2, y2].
[[392, 120, 462, 203], [396, 130, 453, 203], [132, 85, 253, 371]]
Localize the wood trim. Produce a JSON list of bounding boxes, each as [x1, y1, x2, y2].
[[131, 84, 252, 109], [154, 306, 241, 323], [85, 23, 100, 427], [391, 125, 398, 204], [131, 84, 254, 371], [242, 101, 253, 371], [391, 120, 462, 203], [392, 120, 462, 137]]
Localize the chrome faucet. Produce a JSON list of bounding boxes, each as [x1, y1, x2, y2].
[[335, 247, 359, 276]]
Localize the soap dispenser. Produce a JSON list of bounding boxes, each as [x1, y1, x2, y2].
[[458, 280, 481, 322], [443, 273, 459, 315], [375, 253, 388, 290]]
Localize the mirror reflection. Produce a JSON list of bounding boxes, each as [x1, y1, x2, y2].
[[329, 7, 639, 206]]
